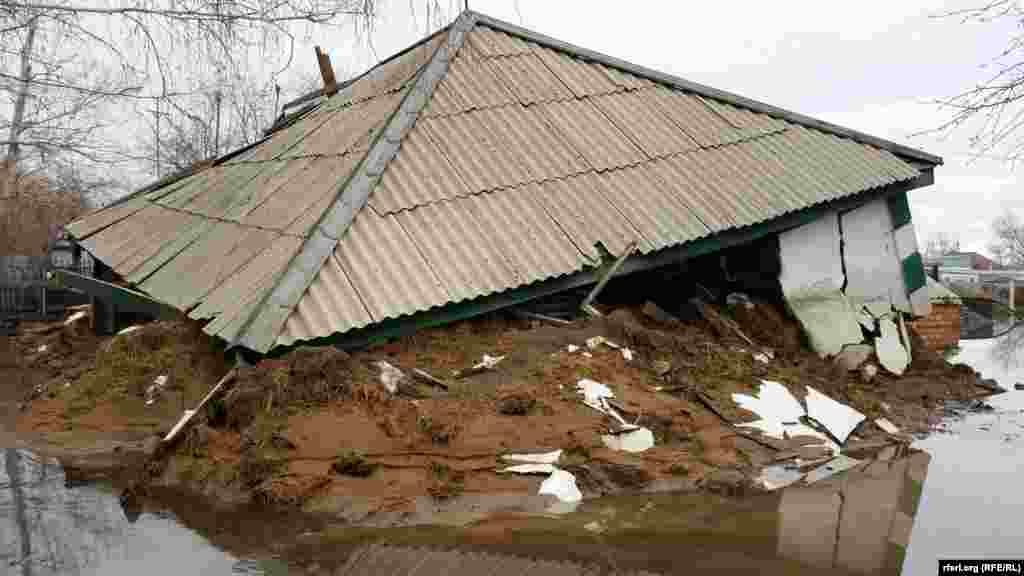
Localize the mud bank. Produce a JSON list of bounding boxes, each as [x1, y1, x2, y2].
[[2, 298, 995, 525]]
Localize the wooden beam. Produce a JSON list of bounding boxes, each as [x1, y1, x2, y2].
[[315, 46, 338, 96]]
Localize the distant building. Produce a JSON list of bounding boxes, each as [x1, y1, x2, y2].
[[939, 252, 994, 270]]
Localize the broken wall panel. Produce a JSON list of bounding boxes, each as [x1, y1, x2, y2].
[[778, 211, 864, 357], [840, 197, 909, 314]]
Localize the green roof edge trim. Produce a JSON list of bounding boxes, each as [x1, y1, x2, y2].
[[470, 11, 943, 167]]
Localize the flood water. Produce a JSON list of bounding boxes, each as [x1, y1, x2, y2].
[[2, 325, 1023, 575]]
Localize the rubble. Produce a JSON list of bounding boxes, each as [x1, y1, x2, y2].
[[876, 316, 910, 375], [804, 386, 866, 444]]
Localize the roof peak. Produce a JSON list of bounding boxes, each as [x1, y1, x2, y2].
[[460, 10, 941, 166]]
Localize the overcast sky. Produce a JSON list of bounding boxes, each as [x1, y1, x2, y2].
[[310, 0, 1022, 257]]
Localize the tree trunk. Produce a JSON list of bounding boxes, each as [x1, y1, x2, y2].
[[5, 18, 39, 198]]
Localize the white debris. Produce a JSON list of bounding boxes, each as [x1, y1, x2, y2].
[[502, 449, 562, 465], [374, 361, 404, 394], [601, 427, 655, 452], [566, 344, 580, 353], [875, 316, 909, 375], [36, 344, 48, 353], [117, 325, 142, 336], [145, 374, 169, 406], [880, 402, 892, 412], [757, 464, 805, 491], [586, 336, 605, 350], [621, 348, 634, 361], [473, 354, 505, 370], [753, 352, 772, 364], [576, 379, 626, 424], [875, 418, 900, 434], [501, 463, 558, 475], [731, 380, 837, 453], [581, 352, 593, 359], [804, 386, 865, 444], [803, 455, 862, 484], [64, 310, 87, 326], [538, 469, 582, 503]]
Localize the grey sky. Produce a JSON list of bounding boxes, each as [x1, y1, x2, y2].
[[296, 0, 1021, 256]]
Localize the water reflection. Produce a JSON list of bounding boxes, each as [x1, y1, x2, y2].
[[0, 448, 269, 575], [903, 324, 1024, 574]]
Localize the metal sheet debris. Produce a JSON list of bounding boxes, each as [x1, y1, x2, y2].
[[875, 316, 909, 375], [875, 418, 900, 434], [538, 468, 583, 503], [601, 427, 655, 452], [804, 386, 866, 444], [502, 449, 563, 464], [375, 361, 404, 394]]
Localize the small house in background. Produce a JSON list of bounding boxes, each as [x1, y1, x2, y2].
[[908, 277, 962, 352]]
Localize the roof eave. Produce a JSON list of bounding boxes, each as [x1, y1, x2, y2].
[[469, 11, 943, 167]]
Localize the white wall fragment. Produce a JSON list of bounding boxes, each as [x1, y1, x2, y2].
[[732, 380, 838, 453], [502, 449, 563, 465], [501, 463, 558, 475], [538, 469, 582, 503], [804, 386, 866, 444], [840, 200, 909, 313], [375, 361, 404, 394], [601, 427, 655, 453], [875, 316, 909, 375], [778, 212, 864, 357]]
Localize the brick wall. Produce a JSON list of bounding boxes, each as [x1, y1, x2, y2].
[[908, 303, 961, 351]]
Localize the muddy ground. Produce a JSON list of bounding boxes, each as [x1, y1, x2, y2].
[[0, 297, 991, 525]]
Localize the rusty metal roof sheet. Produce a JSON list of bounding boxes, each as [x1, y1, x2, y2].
[[67, 12, 935, 354]]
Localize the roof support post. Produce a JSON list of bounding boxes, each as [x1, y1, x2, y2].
[[580, 240, 637, 317]]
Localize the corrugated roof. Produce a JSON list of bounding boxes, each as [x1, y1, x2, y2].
[[67, 11, 938, 353]]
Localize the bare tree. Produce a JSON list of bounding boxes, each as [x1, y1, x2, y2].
[[988, 209, 1024, 267], [931, 1, 1024, 160]]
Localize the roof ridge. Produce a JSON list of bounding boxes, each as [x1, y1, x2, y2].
[[229, 11, 481, 353], [467, 11, 942, 166]]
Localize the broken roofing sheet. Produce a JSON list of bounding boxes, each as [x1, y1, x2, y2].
[[66, 10, 938, 355]]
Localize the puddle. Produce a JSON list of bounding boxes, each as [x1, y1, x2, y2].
[[902, 324, 1024, 574], [0, 447, 289, 575]]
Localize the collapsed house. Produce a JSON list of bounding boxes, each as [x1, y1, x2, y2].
[[61, 10, 940, 362]]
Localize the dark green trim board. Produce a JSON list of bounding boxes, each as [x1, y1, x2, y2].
[[51, 270, 180, 322], [902, 252, 927, 294], [265, 170, 935, 355], [887, 191, 913, 229]]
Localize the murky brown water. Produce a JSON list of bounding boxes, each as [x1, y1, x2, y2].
[[2, 325, 1022, 575]]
